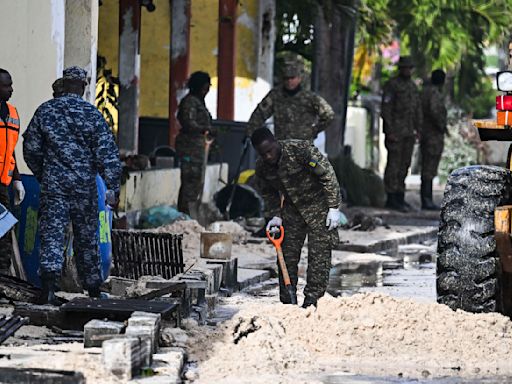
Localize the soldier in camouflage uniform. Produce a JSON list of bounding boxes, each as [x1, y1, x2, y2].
[[52, 78, 64, 98], [23, 66, 122, 304], [420, 69, 447, 210], [246, 59, 334, 141], [0, 68, 25, 275], [176, 71, 215, 214], [381, 56, 423, 211], [251, 127, 342, 308]]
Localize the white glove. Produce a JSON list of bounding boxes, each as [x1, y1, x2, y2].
[[266, 216, 282, 233], [13, 180, 25, 205], [326, 208, 342, 231]]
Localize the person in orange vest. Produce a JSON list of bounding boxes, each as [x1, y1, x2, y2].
[[0, 68, 25, 275]]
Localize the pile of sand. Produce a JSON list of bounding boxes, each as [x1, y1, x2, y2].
[[187, 293, 512, 383]]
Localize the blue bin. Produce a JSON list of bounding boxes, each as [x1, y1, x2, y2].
[[12, 175, 112, 287]]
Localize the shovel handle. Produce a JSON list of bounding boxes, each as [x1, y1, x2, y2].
[[276, 247, 292, 286]]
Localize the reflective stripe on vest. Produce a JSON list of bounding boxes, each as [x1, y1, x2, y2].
[[0, 103, 20, 185]]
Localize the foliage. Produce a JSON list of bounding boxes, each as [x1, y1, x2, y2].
[[437, 108, 482, 183], [96, 55, 119, 133], [459, 76, 495, 119]]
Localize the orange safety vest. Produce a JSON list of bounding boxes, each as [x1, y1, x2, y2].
[[0, 102, 20, 186]]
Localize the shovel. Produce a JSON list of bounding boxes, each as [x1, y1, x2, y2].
[[266, 225, 297, 304], [189, 133, 215, 227]]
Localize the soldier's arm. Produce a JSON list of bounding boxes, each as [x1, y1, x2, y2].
[[304, 145, 341, 209], [430, 91, 447, 132], [381, 81, 394, 129], [415, 89, 423, 132], [91, 112, 123, 195], [254, 169, 281, 218], [22, 111, 44, 181], [313, 94, 334, 135], [246, 91, 274, 137]]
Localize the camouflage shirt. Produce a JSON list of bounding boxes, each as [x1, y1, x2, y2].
[[255, 140, 341, 221], [23, 93, 122, 195], [247, 86, 334, 141], [421, 84, 447, 135], [381, 76, 423, 137], [176, 93, 214, 161]]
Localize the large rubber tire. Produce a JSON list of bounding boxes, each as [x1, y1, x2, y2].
[[437, 165, 512, 314]]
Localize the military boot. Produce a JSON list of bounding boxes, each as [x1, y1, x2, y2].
[[88, 286, 109, 299], [421, 181, 439, 210], [398, 192, 414, 212], [302, 296, 318, 309], [37, 272, 61, 306], [386, 193, 408, 213]]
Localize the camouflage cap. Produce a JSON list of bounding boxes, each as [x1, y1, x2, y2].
[[397, 56, 415, 68], [62, 66, 87, 82], [282, 60, 303, 78]]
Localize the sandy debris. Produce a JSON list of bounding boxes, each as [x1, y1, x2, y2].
[[186, 292, 512, 383], [0, 343, 122, 384]]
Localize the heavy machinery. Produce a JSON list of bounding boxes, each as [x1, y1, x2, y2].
[[437, 57, 512, 315]]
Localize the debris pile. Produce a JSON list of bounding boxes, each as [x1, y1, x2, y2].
[[187, 293, 512, 383]]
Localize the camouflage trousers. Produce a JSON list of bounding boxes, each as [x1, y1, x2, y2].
[[38, 192, 102, 289], [279, 201, 337, 304], [0, 184, 13, 272], [177, 160, 203, 215], [384, 135, 415, 193], [420, 134, 444, 182]]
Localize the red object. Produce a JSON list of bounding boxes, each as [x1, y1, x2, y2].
[[496, 95, 512, 110], [497, 110, 512, 126], [217, 0, 237, 120]]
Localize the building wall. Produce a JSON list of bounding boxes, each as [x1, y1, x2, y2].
[[98, 0, 274, 122], [0, 0, 66, 173]]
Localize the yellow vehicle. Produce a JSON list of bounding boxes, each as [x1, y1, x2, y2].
[[437, 70, 512, 315]]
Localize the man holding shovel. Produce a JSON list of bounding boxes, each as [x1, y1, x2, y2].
[[251, 127, 342, 308], [176, 71, 216, 215]]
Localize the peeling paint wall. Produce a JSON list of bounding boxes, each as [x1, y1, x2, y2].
[[0, 0, 65, 173], [98, 0, 275, 121]]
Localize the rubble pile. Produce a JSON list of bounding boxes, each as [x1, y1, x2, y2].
[[187, 293, 512, 383]]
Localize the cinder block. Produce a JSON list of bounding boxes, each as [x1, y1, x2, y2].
[[102, 337, 143, 380], [107, 276, 136, 296], [84, 319, 125, 348], [187, 267, 215, 294], [126, 323, 159, 356], [205, 257, 238, 291], [205, 294, 217, 318], [201, 263, 223, 293]]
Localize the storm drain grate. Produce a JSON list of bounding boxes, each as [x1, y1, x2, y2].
[[0, 315, 29, 345], [111, 230, 184, 280]]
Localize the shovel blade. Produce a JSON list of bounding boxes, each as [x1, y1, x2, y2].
[[287, 285, 297, 305]]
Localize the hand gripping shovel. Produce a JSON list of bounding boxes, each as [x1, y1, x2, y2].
[[266, 225, 297, 305]]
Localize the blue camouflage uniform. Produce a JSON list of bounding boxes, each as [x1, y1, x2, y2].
[[23, 66, 122, 289]]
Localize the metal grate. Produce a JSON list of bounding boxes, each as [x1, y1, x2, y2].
[[111, 230, 184, 280]]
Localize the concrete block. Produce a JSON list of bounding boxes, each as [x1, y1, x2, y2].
[[102, 337, 143, 380], [200, 232, 232, 259], [126, 319, 159, 355], [237, 268, 272, 291], [160, 327, 189, 348], [205, 257, 238, 291], [201, 263, 223, 293], [84, 319, 125, 348], [132, 347, 185, 384], [107, 276, 136, 296], [187, 267, 215, 294], [205, 294, 217, 318]]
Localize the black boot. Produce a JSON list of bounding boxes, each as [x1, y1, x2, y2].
[[88, 286, 108, 299], [421, 181, 439, 210], [386, 192, 408, 212], [37, 272, 61, 306], [302, 297, 318, 309], [398, 192, 413, 212]]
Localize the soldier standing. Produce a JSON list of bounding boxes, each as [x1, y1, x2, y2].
[[381, 56, 423, 211], [0, 68, 25, 275], [23, 66, 122, 304], [420, 69, 447, 210], [251, 127, 342, 308], [176, 71, 215, 215], [246, 59, 334, 141]]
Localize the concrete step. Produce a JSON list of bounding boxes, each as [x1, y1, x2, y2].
[[237, 268, 271, 291]]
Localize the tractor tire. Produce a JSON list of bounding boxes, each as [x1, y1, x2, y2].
[[437, 165, 512, 314]]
